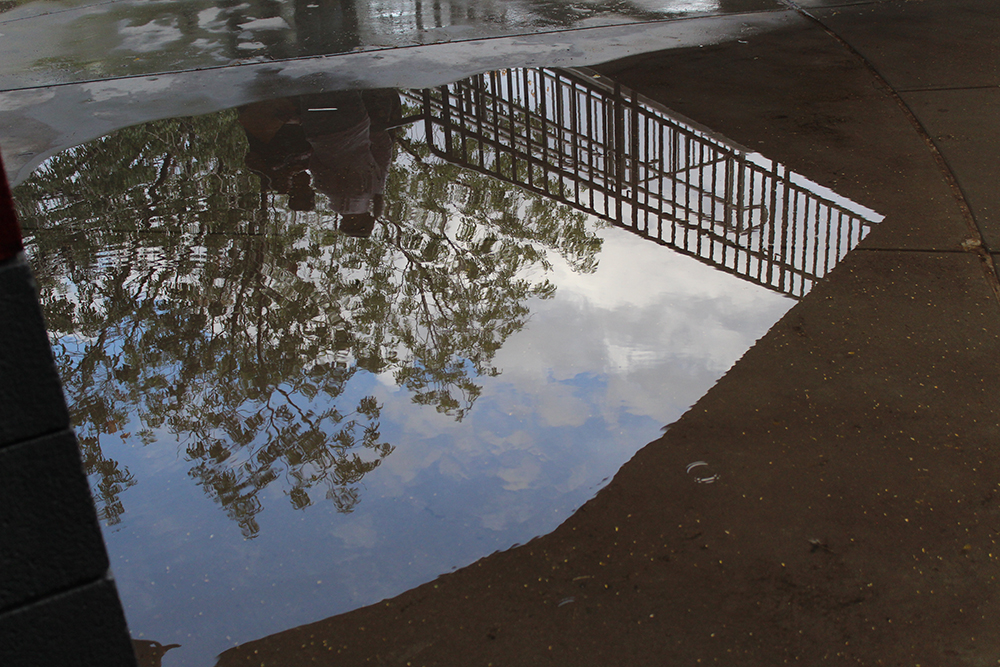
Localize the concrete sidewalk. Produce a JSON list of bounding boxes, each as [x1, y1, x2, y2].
[[2, 0, 998, 664], [211, 1, 1000, 664]]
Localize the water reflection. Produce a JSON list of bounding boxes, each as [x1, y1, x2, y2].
[[421, 68, 878, 297], [15, 67, 876, 665], [239, 89, 402, 234], [0, 0, 780, 87], [17, 81, 598, 535]]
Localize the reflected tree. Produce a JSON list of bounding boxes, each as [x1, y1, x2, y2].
[[15, 96, 601, 536]]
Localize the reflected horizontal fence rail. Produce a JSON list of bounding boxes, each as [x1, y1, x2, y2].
[[410, 68, 878, 299]]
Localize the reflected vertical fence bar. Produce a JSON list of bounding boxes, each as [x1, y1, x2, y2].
[[412, 67, 878, 299]]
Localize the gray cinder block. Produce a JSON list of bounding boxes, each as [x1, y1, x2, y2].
[[0, 577, 137, 667], [0, 254, 70, 449], [0, 430, 110, 613]]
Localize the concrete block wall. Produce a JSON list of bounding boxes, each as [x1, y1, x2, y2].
[[0, 150, 137, 666]]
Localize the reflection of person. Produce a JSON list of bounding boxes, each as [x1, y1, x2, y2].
[[238, 89, 402, 237], [299, 89, 401, 237], [238, 99, 314, 212]]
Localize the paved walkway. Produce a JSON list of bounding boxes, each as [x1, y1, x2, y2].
[[3, 0, 998, 664], [209, 1, 1000, 665]]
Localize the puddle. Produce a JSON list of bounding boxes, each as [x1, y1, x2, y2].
[[16, 66, 877, 666]]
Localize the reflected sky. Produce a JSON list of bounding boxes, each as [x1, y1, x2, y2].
[[15, 68, 875, 666]]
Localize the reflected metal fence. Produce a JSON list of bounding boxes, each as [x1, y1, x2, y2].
[[410, 68, 878, 298]]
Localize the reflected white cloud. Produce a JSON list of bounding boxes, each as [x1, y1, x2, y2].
[[491, 226, 790, 425]]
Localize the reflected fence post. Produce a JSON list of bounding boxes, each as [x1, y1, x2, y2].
[[412, 67, 879, 299]]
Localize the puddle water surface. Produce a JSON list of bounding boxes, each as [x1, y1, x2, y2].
[[15, 67, 878, 666]]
